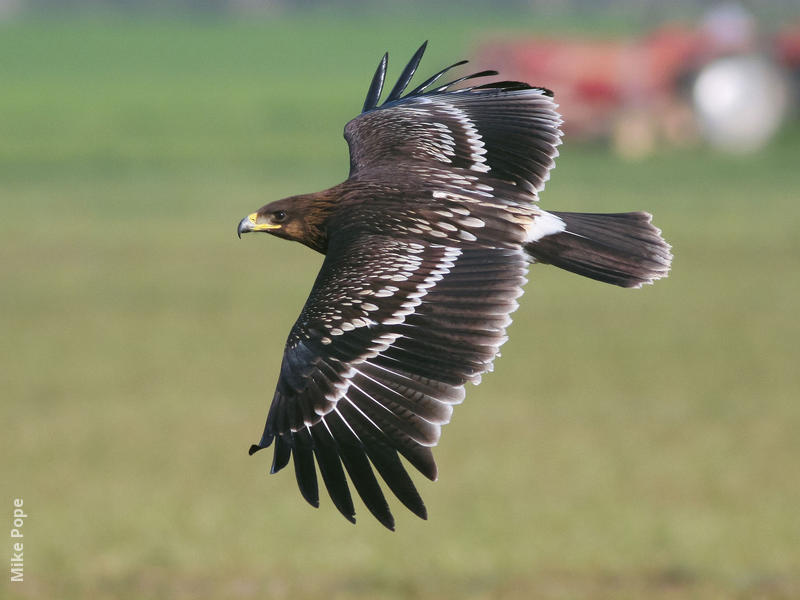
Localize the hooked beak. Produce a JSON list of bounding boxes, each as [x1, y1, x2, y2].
[[237, 213, 280, 238]]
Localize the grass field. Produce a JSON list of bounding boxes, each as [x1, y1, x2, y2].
[[2, 12, 800, 600]]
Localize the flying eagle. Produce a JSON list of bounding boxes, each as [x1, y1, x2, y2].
[[237, 42, 671, 530]]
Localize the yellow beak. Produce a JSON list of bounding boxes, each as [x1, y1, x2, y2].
[[237, 213, 281, 238]]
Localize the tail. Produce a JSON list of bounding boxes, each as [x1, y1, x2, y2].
[[526, 211, 672, 288]]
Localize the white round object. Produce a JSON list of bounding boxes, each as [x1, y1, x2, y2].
[[692, 55, 790, 153]]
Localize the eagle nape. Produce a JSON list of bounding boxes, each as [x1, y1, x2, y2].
[[235, 42, 672, 529]]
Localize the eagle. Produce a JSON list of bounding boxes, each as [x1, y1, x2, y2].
[[237, 42, 672, 530]]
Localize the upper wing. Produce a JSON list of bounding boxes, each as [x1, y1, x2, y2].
[[345, 42, 563, 195], [249, 233, 529, 529]]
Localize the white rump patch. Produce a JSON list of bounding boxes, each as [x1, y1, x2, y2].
[[525, 211, 566, 242]]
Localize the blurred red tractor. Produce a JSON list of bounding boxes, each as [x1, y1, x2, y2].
[[479, 14, 799, 156]]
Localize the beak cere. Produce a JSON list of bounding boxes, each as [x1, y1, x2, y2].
[[237, 213, 281, 238]]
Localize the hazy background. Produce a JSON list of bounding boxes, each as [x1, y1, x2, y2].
[[2, 1, 799, 599]]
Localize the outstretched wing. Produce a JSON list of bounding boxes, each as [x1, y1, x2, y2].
[[250, 233, 528, 529], [345, 42, 563, 195]]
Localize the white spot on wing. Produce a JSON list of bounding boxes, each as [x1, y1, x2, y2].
[[456, 216, 485, 228], [435, 102, 490, 173]]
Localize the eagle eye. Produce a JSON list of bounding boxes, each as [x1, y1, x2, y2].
[[272, 210, 287, 223]]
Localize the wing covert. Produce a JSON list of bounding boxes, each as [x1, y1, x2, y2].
[[250, 233, 529, 529]]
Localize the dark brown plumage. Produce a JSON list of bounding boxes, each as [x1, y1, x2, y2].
[[237, 42, 672, 530]]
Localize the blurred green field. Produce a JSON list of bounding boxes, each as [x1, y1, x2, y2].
[[2, 13, 800, 600]]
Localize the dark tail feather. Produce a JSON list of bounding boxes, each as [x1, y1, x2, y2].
[[526, 211, 672, 288]]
